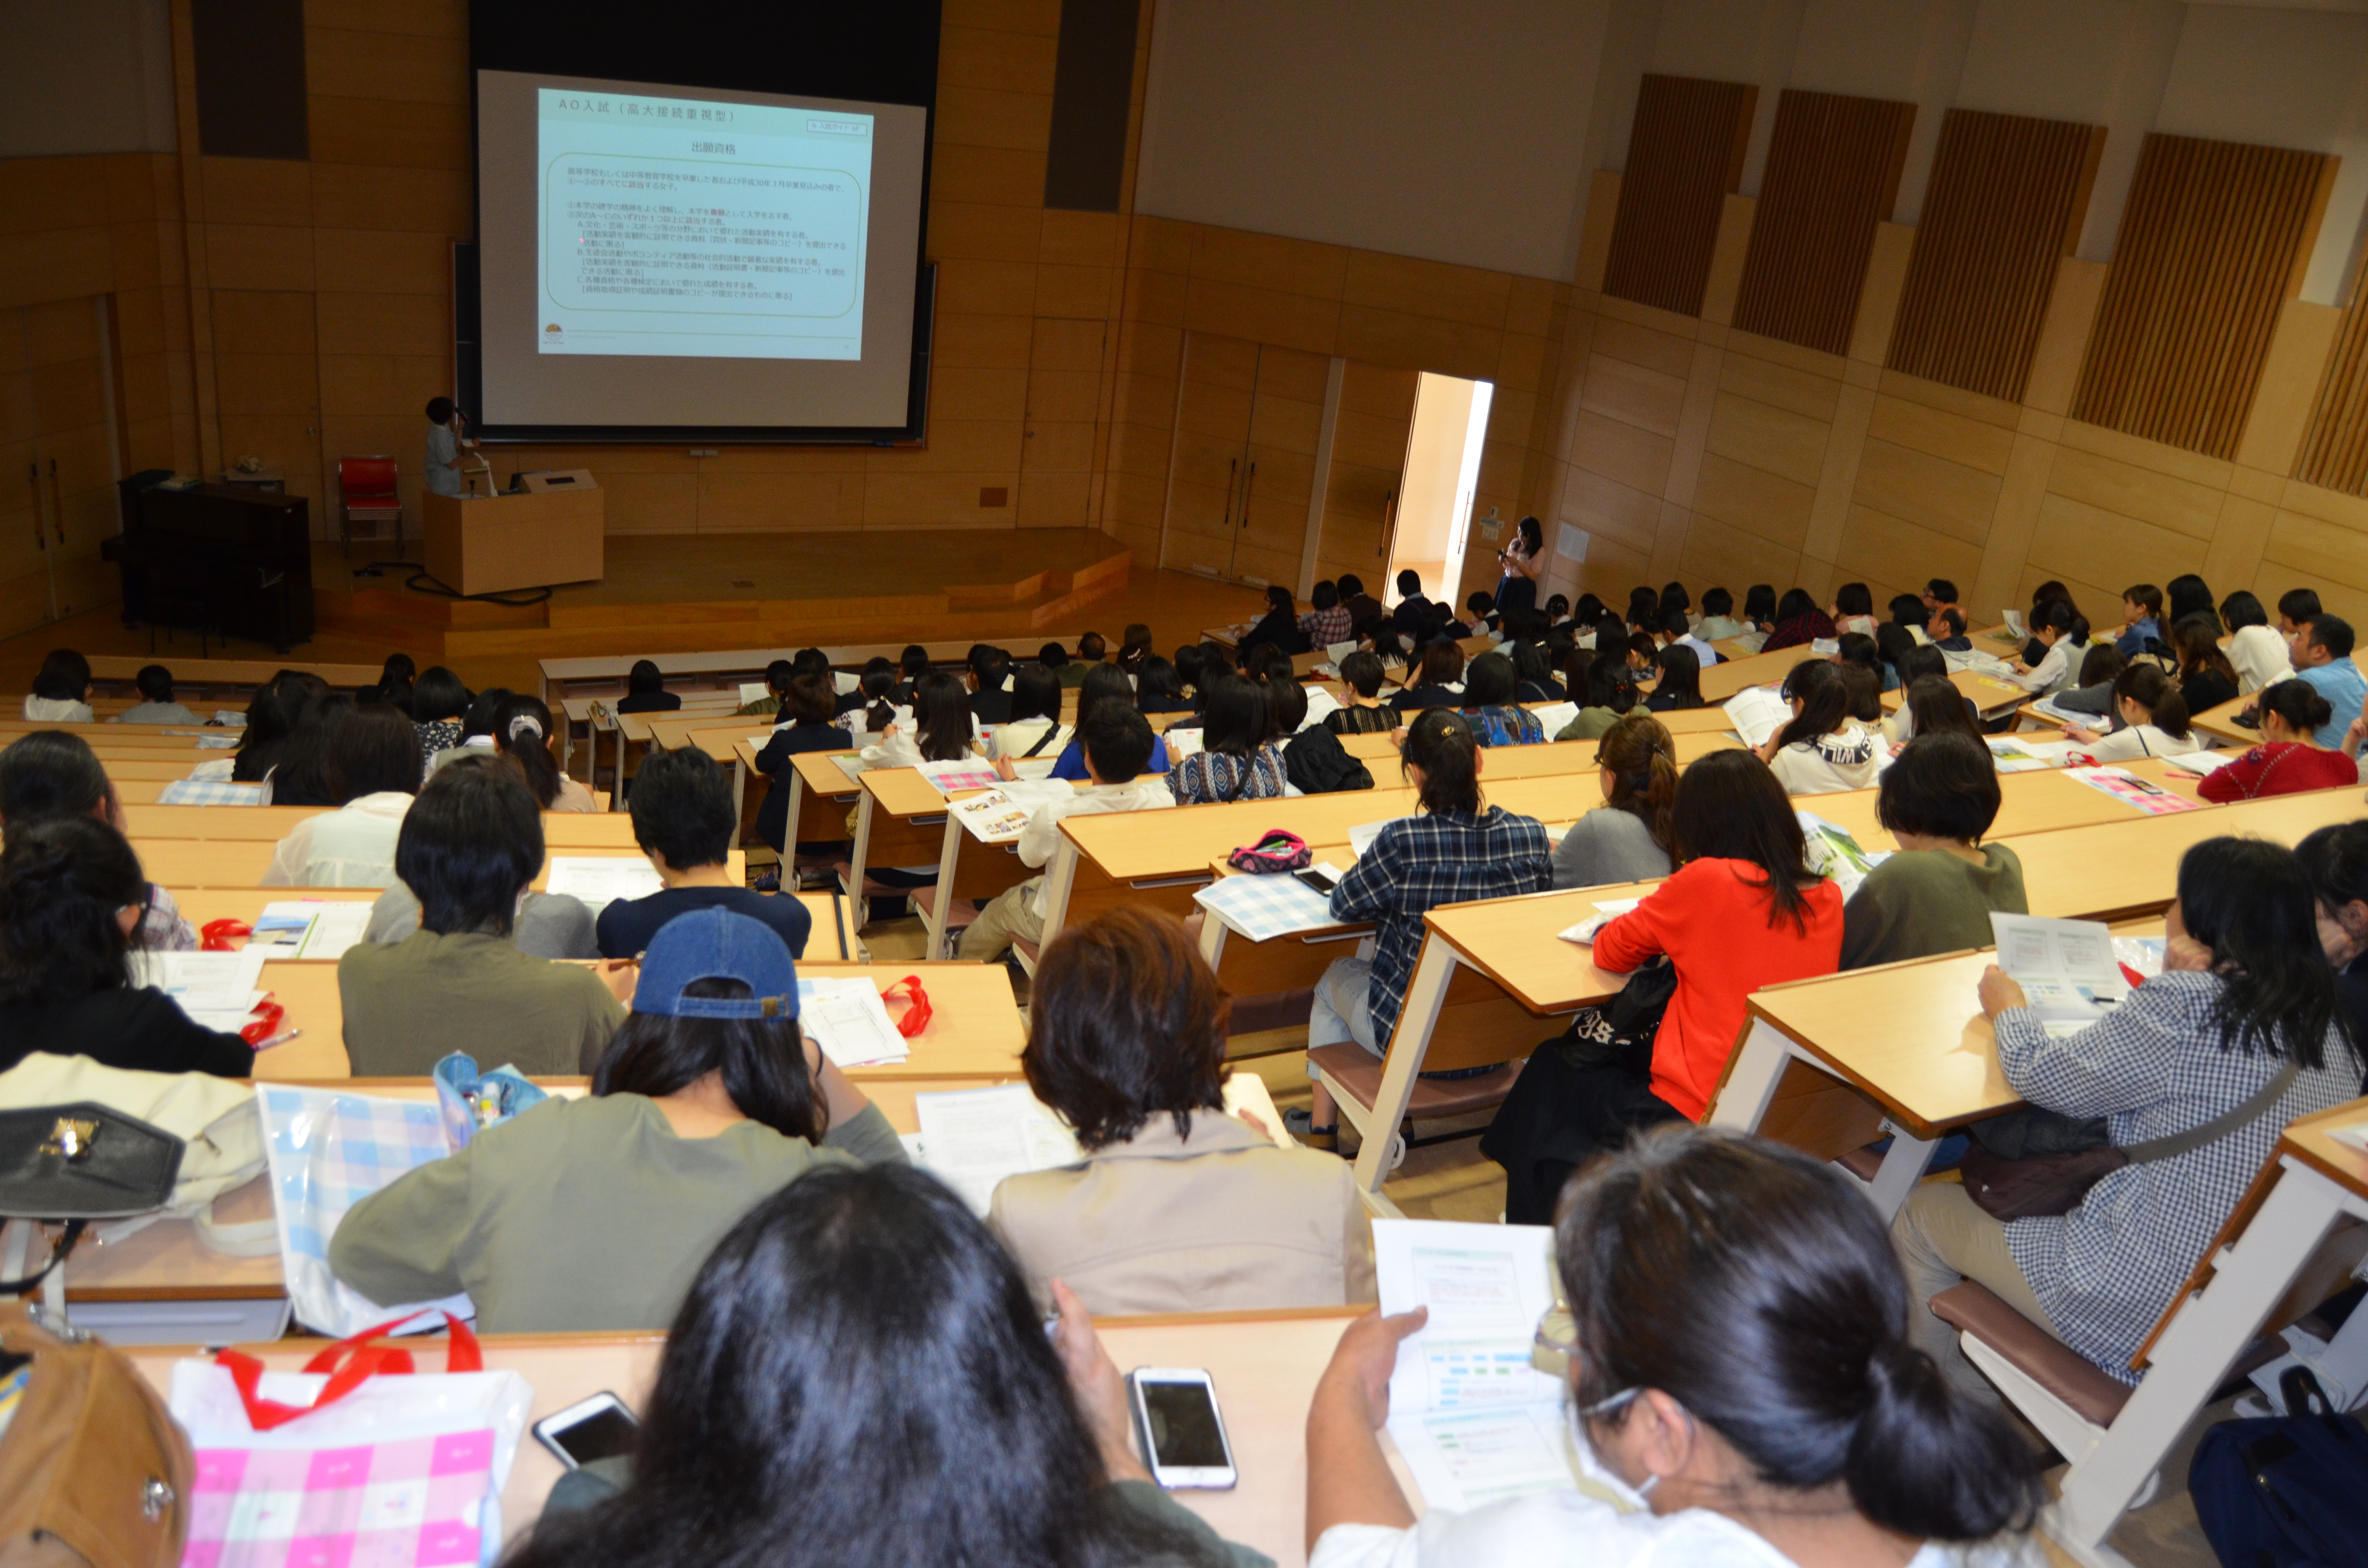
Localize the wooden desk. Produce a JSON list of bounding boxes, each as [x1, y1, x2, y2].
[[2015, 789, 2363, 923], [1796, 757, 2207, 849], [848, 766, 981, 909], [95, 757, 211, 781], [86, 655, 380, 691], [2192, 692, 2259, 748], [131, 841, 735, 890], [1879, 668, 2031, 718], [1700, 644, 1812, 701], [122, 803, 640, 848], [160, 888, 856, 962], [254, 958, 1006, 1082], [1335, 730, 1738, 772], [126, 1306, 1358, 1566]]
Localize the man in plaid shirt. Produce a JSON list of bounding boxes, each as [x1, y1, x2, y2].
[[1291, 712, 1550, 1149], [1299, 580, 1354, 651]]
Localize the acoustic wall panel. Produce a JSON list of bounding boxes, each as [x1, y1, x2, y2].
[[1731, 90, 1916, 357], [1601, 75, 1757, 320], [2072, 134, 2334, 461], [1887, 110, 2104, 404], [2297, 295, 2368, 498]]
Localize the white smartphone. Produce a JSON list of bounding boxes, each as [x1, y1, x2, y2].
[[531, 1392, 641, 1470], [1125, 1368, 1238, 1490]]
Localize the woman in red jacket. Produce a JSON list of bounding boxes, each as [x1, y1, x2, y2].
[[1482, 750, 1843, 1221], [2199, 680, 2360, 802]]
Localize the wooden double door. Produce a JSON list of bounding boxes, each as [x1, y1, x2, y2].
[[1160, 333, 1329, 587]]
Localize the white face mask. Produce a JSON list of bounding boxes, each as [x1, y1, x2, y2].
[[1566, 1401, 1653, 1513]]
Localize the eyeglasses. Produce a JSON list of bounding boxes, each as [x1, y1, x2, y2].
[[1534, 1307, 1650, 1422]]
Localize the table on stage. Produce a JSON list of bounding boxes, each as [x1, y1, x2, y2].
[[423, 483, 604, 597]]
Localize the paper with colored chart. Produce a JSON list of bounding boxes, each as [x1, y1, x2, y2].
[[950, 788, 1034, 845], [914, 757, 1002, 796], [2063, 765, 2197, 815], [1374, 1219, 1580, 1511]]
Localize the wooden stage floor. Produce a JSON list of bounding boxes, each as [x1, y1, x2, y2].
[[312, 528, 1128, 609], [1, 530, 1274, 697]]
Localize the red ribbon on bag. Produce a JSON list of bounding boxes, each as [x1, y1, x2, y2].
[[882, 975, 932, 1038], [215, 1312, 482, 1431], [201, 919, 252, 951]]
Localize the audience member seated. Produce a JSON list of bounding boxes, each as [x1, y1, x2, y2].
[[861, 670, 978, 772], [1482, 750, 1840, 1221], [1510, 640, 1565, 702], [1051, 666, 1171, 780], [963, 707, 1171, 962], [1829, 580, 1877, 638], [1760, 661, 1879, 796], [1841, 734, 2027, 969], [2199, 680, 2357, 801], [990, 664, 1071, 763], [1298, 711, 1551, 1149], [1643, 645, 1704, 713], [230, 671, 307, 784], [1759, 588, 1836, 652], [1305, 1127, 2041, 1566], [117, 663, 198, 725], [0, 816, 251, 1076], [339, 760, 629, 1075], [1390, 639, 1467, 716], [2063, 664, 2203, 760], [2171, 613, 2240, 716], [365, 652, 416, 712], [0, 730, 197, 949], [1301, 579, 1353, 650], [409, 665, 472, 759], [739, 659, 796, 717], [839, 656, 895, 720], [501, 1164, 1259, 1566], [1452, 652, 1543, 745], [2113, 582, 2164, 658], [1742, 582, 1777, 631], [489, 694, 598, 810], [1555, 655, 1642, 741], [612, 658, 681, 715], [1894, 837, 2364, 1402], [2299, 822, 2368, 1067], [331, 908, 903, 1332], [752, 674, 855, 853], [363, 772, 598, 958], [259, 704, 419, 885], [1388, 568, 1433, 638], [1061, 631, 1109, 686], [988, 907, 1373, 1313], [966, 646, 1016, 724], [601, 746, 811, 960], [1691, 586, 1746, 640], [2010, 600, 2091, 696], [1239, 583, 1311, 657], [426, 686, 515, 775], [1325, 651, 1397, 735], [1551, 713, 1676, 891], [1133, 656, 1194, 715], [23, 648, 93, 723], [2221, 589, 2292, 694], [1167, 677, 1288, 803], [2288, 612, 2365, 745]]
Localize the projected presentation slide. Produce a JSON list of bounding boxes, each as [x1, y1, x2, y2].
[[536, 88, 872, 361]]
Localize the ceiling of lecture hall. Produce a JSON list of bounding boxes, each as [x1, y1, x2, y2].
[[1133, 0, 1616, 281]]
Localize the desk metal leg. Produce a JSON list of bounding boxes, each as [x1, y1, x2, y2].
[[846, 793, 876, 908], [1864, 1132, 1937, 1219], [1346, 937, 1459, 1208], [1198, 910, 1229, 970], [1707, 1018, 1796, 1130], [1036, 844, 1079, 947], [925, 817, 963, 958], [2045, 1160, 2352, 1567]]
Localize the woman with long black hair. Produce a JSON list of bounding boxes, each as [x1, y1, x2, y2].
[[1897, 836, 2363, 1400], [1760, 660, 1878, 795]]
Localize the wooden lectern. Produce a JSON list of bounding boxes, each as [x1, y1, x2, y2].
[[422, 481, 604, 596]]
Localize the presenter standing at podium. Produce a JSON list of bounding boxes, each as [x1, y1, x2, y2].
[[424, 397, 469, 498]]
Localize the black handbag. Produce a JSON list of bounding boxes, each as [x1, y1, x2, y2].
[[1556, 957, 1676, 1071], [0, 1103, 185, 1296]]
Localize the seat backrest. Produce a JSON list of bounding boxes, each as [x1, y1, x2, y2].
[[339, 455, 398, 500]]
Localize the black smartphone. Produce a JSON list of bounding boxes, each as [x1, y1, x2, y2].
[[1294, 866, 1337, 895], [532, 1393, 641, 1469]]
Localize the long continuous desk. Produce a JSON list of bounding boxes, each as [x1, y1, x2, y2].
[[248, 959, 1019, 1081], [126, 1303, 1357, 1568], [129, 841, 738, 890], [122, 803, 641, 847]]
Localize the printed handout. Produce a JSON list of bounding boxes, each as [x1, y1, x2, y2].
[[1721, 686, 1791, 749], [544, 857, 663, 914], [1991, 912, 2130, 1034], [2063, 765, 2198, 816], [795, 977, 910, 1069], [1557, 897, 1640, 946]]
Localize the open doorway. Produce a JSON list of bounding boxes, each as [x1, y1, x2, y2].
[[1380, 371, 1492, 617]]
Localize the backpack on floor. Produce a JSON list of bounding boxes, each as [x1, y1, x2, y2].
[[2190, 1367, 2368, 1568]]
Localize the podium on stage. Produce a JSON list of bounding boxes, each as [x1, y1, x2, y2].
[[422, 477, 604, 595]]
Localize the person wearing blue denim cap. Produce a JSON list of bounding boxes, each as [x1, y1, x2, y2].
[[329, 906, 909, 1333]]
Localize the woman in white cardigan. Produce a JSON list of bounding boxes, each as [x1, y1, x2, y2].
[[262, 705, 419, 887]]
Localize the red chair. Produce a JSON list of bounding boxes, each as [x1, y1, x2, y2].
[[338, 456, 402, 557]]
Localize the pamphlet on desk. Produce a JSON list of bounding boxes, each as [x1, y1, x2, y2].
[[916, 757, 1003, 795], [1529, 700, 1579, 736], [1798, 812, 1887, 899], [1373, 1219, 1584, 1510], [2062, 765, 2198, 816], [2166, 749, 2241, 780], [1987, 735, 2077, 772], [1991, 913, 2130, 1036], [1557, 897, 1640, 946], [796, 978, 910, 1068], [544, 856, 663, 915], [130, 948, 267, 1033], [243, 899, 374, 960], [1721, 686, 1791, 749]]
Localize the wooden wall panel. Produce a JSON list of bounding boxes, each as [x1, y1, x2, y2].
[[1731, 90, 1916, 356], [2072, 134, 2334, 461], [1887, 110, 2103, 403], [2297, 294, 2368, 497], [1602, 75, 1757, 320]]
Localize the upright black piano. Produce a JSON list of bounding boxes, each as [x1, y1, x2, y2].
[[106, 474, 314, 650]]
